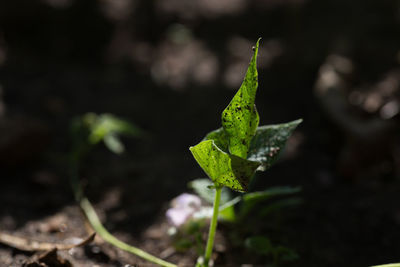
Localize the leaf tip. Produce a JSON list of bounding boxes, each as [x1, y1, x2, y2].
[[252, 38, 261, 55], [292, 118, 303, 128]]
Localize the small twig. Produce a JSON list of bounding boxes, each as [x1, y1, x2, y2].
[[0, 231, 95, 252]]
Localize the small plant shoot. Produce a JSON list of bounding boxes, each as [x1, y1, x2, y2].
[[69, 113, 177, 267], [71, 112, 142, 157], [69, 41, 302, 267], [190, 39, 302, 266]]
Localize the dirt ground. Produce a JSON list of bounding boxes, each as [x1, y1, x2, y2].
[[0, 0, 400, 266]]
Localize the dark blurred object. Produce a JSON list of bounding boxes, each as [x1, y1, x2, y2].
[[22, 248, 71, 267], [315, 54, 400, 181], [0, 0, 113, 63], [0, 115, 49, 167]]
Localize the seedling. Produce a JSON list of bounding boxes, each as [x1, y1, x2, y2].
[[69, 113, 178, 267], [173, 179, 301, 265], [189, 39, 302, 266], [69, 39, 301, 267]]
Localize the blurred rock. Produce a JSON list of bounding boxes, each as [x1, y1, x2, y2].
[[314, 54, 400, 181], [151, 38, 218, 90], [99, 0, 136, 21], [156, 0, 247, 19]]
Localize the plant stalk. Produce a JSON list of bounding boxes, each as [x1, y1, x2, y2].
[[204, 186, 222, 266], [80, 196, 177, 267], [69, 157, 177, 267]]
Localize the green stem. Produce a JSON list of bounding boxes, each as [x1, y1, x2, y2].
[[80, 196, 177, 267], [371, 264, 400, 267], [204, 186, 222, 266], [69, 154, 176, 267]]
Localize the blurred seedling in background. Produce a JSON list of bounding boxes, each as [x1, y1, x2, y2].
[[189, 39, 302, 266], [69, 113, 178, 267], [69, 112, 143, 200], [70, 112, 142, 160]]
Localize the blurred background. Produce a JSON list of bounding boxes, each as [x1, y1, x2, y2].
[[0, 0, 399, 266]]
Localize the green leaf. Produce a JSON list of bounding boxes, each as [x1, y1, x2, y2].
[[103, 134, 125, 154], [221, 38, 261, 159], [245, 236, 272, 255], [218, 205, 236, 222], [248, 119, 302, 171], [242, 186, 301, 203], [188, 178, 232, 205], [259, 197, 302, 217], [218, 196, 241, 222], [173, 238, 194, 252], [205, 119, 302, 171], [245, 237, 299, 263], [274, 246, 299, 262], [189, 140, 260, 192], [204, 128, 229, 153], [240, 186, 301, 218], [84, 113, 142, 145]]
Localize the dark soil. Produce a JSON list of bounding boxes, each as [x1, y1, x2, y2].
[[0, 0, 400, 266]]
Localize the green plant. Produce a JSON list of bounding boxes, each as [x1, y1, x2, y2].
[[69, 113, 177, 267], [189, 173, 302, 224], [189, 39, 302, 266], [69, 39, 301, 267], [245, 236, 298, 266], [185, 179, 301, 266]]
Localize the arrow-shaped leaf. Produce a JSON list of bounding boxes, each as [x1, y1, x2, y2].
[[221, 39, 261, 159]]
